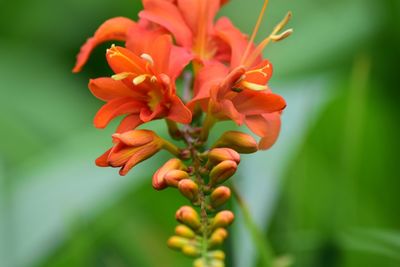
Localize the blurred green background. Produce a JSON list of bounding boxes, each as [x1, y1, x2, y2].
[[0, 0, 399, 267]]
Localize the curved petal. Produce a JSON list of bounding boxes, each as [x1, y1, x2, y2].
[[73, 17, 136, 73], [140, 0, 192, 47], [95, 148, 112, 167], [120, 143, 162, 176], [116, 114, 143, 133], [245, 113, 281, 150], [214, 17, 250, 67], [177, 0, 220, 35], [94, 98, 144, 128], [167, 95, 192, 123], [168, 45, 193, 80], [106, 45, 147, 75], [232, 91, 286, 115], [89, 78, 142, 101], [125, 23, 166, 55], [149, 34, 173, 75], [139, 104, 165, 122]]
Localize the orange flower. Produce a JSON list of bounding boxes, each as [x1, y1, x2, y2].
[[89, 32, 192, 132], [139, 0, 240, 64], [95, 130, 163, 175], [189, 2, 292, 149]]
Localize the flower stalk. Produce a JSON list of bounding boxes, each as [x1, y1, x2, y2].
[[73, 0, 293, 266]]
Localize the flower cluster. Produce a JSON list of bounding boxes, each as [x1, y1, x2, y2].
[[74, 0, 292, 266]]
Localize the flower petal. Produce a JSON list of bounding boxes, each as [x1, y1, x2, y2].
[[140, 0, 192, 47], [89, 78, 142, 101], [106, 45, 147, 75], [94, 98, 144, 129], [215, 17, 251, 67], [232, 90, 286, 115], [168, 45, 193, 80], [116, 114, 143, 133], [95, 148, 112, 167], [112, 130, 155, 147], [73, 17, 136, 73], [167, 95, 192, 123], [120, 143, 162, 176], [245, 113, 281, 150]]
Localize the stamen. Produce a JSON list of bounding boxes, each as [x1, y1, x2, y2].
[[244, 12, 293, 67], [133, 74, 148, 85], [240, 81, 268, 91], [150, 76, 158, 83], [240, 0, 269, 65], [112, 72, 132, 80], [140, 53, 154, 66]]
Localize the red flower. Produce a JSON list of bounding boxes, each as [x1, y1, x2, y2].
[[89, 35, 192, 132]]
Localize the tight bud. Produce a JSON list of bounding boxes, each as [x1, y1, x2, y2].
[[178, 179, 199, 202], [211, 211, 235, 230], [213, 131, 258, 154], [209, 160, 237, 185], [208, 250, 226, 261], [165, 170, 190, 187], [176, 206, 201, 230], [167, 236, 189, 250], [209, 228, 228, 247], [182, 244, 201, 257], [206, 148, 240, 168], [152, 159, 187, 190], [175, 224, 196, 239], [210, 186, 231, 208]]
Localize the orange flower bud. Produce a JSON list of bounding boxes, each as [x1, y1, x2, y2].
[[178, 179, 199, 202], [211, 211, 234, 230], [206, 148, 240, 167], [175, 224, 196, 239], [209, 160, 237, 185], [176, 206, 201, 230], [152, 159, 187, 190], [165, 170, 190, 187], [182, 244, 201, 257], [210, 186, 231, 208], [95, 130, 163, 176], [213, 131, 258, 154], [209, 228, 228, 248], [167, 236, 189, 250]]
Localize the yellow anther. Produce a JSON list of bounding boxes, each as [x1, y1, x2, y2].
[[140, 53, 154, 66], [240, 81, 268, 91], [133, 74, 148, 85], [111, 72, 132, 80]]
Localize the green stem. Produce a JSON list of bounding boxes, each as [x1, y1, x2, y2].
[[199, 113, 216, 142], [232, 184, 275, 267]]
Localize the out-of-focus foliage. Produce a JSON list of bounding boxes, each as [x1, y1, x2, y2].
[[0, 0, 399, 267]]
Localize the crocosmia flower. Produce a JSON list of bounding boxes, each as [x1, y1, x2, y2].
[[74, 0, 293, 265]]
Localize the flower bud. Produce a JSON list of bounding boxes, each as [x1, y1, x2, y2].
[[182, 244, 201, 257], [208, 250, 226, 261], [178, 179, 199, 202], [175, 224, 196, 239], [213, 131, 258, 154], [211, 211, 234, 230], [209, 228, 228, 247], [165, 170, 190, 187], [167, 236, 189, 250], [152, 159, 187, 190], [96, 130, 163, 176], [206, 148, 240, 168], [209, 160, 237, 185], [210, 186, 231, 208], [175, 206, 201, 230]]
